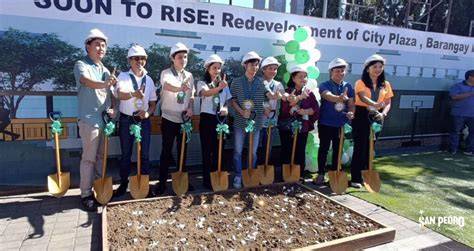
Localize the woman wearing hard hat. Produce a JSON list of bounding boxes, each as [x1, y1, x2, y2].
[[197, 54, 232, 190], [156, 42, 195, 195], [278, 66, 319, 177], [74, 28, 117, 211], [113, 45, 157, 197], [314, 58, 355, 185], [229, 51, 268, 188], [257, 56, 285, 167], [350, 54, 394, 188]]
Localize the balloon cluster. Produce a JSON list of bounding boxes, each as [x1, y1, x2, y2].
[[282, 26, 321, 90]]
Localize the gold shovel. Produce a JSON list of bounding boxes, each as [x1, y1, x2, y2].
[[282, 123, 300, 183], [172, 113, 191, 196], [329, 127, 348, 194], [93, 112, 114, 205], [130, 120, 149, 199], [211, 113, 229, 192], [362, 126, 381, 193], [242, 113, 261, 187], [47, 112, 70, 197]]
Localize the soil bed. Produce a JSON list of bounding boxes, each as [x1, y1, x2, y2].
[[105, 183, 389, 249]]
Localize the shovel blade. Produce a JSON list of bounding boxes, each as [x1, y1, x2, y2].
[[242, 168, 261, 188], [172, 171, 189, 196], [93, 176, 113, 205], [210, 171, 229, 192], [47, 172, 70, 198], [282, 164, 300, 183], [328, 171, 348, 194], [362, 170, 381, 193], [259, 164, 274, 185], [130, 175, 149, 199]]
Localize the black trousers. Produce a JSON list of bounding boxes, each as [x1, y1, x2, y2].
[[199, 113, 225, 187], [317, 124, 341, 174], [159, 117, 189, 186], [279, 129, 308, 170], [350, 106, 371, 183]]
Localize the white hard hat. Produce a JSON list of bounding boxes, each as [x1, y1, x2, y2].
[[364, 54, 386, 67], [261, 56, 281, 68], [204, 54, 224, 68], [84, 28, 107, 44], [328, 58, 348, 71], [241, 51, 262, 66], [290, 66, 308, 74], [169, 42, 189, 58], [127, 45, 147, 58]]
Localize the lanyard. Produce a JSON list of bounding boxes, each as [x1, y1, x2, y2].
[[85, 57, 105, 81], [370, 85, 380, 103], [129, 74, 147, 92], [243, 77, 258, 101]]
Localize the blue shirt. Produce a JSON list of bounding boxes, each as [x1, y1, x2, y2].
[[450, 81, 474, 117], [318, 80, 354, 127]]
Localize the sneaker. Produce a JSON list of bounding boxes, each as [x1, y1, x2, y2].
[[81, 195, 97, 212], [350, 182, 363, 189], [464, 151, 474, 156], [233, 176, 242, 189], [313, 174, 325, 185], [113, 182, 128, 197]]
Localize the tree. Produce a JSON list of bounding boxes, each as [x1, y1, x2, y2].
[[0, 28, 82, 118]]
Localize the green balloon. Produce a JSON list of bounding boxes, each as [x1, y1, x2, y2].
[[285, 40, 300, 54], [327, 149, 333, 165], [294, 27, 309, 42], [307, 66, 320, 79], [295, 50, 310, 64], [343, 140, 350, 151], [283, 72, 291, 84]]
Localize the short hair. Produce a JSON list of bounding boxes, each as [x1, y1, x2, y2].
[[465, 70, 474, 80]]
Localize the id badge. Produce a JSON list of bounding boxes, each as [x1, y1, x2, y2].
[[243, 99, 254, 110], [177, 91, 185, 104]]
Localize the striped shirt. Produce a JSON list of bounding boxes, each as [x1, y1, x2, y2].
[[230, 76, 267, 130]]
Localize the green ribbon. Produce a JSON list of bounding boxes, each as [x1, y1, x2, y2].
[[245, 119, 255, 133], [104, 121, 115, 137], [181, 121, 193, 143], [343, 123, 352, 135], [216, 123, 230, 136], [264, 118, 276, 128], [129, 123, 142, 142], [51, 120, 63, 135], [371, 122, 382, 134], [291, 120, 302, 135]]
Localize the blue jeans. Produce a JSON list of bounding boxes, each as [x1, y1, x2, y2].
[[233, 127, 261, 177], [449, 115, 474, 152], [119, 114, 151, 183]]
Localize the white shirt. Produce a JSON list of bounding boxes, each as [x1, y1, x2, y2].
[[160, 67, 195, 123], [197, 80, 232, 115], [262, 79, 284, 127], [116, 70, 157, 116]]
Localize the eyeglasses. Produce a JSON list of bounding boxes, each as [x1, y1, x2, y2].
[[131, 56, 147, 61]]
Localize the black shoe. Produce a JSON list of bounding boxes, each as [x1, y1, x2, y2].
[[113, 182, 128, 197], [153, 183, 166, 196], [81, 195, 97, 212], [188, 183, 195, 191]]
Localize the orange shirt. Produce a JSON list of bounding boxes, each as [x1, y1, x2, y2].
[[354, 80, 394, 107]]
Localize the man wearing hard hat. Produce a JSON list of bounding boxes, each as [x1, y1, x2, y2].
[[73, 28, 117, 211], [257, 56, 285, 167], [156, 42, 195, 195], [314, 58, 355, 185], [113, 45, 157, 197], [230, 51, 269, 188]]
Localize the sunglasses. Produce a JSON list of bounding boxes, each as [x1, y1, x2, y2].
[[131, 56, 147, 61]]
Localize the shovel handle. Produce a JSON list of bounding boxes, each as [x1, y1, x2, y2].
[[264, 126, 272, 166], [290, 129, 298, 165], [137, 141, 141, 181], [179, 130, 186, 172], [337, 127, 344, 173], [54, 132, 62, 183], [369, 126, 374, 171], [217, 133, 223, 172], [248, 132, 253, 171], [101, 133, 108, 183]]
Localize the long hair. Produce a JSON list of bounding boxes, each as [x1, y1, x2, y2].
[[361, 60, 386, 89], [203, 62, 220, 83], [286, 71, 300, 89]]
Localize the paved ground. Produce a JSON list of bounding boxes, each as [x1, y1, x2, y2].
[[0, 176, 472, 251]]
